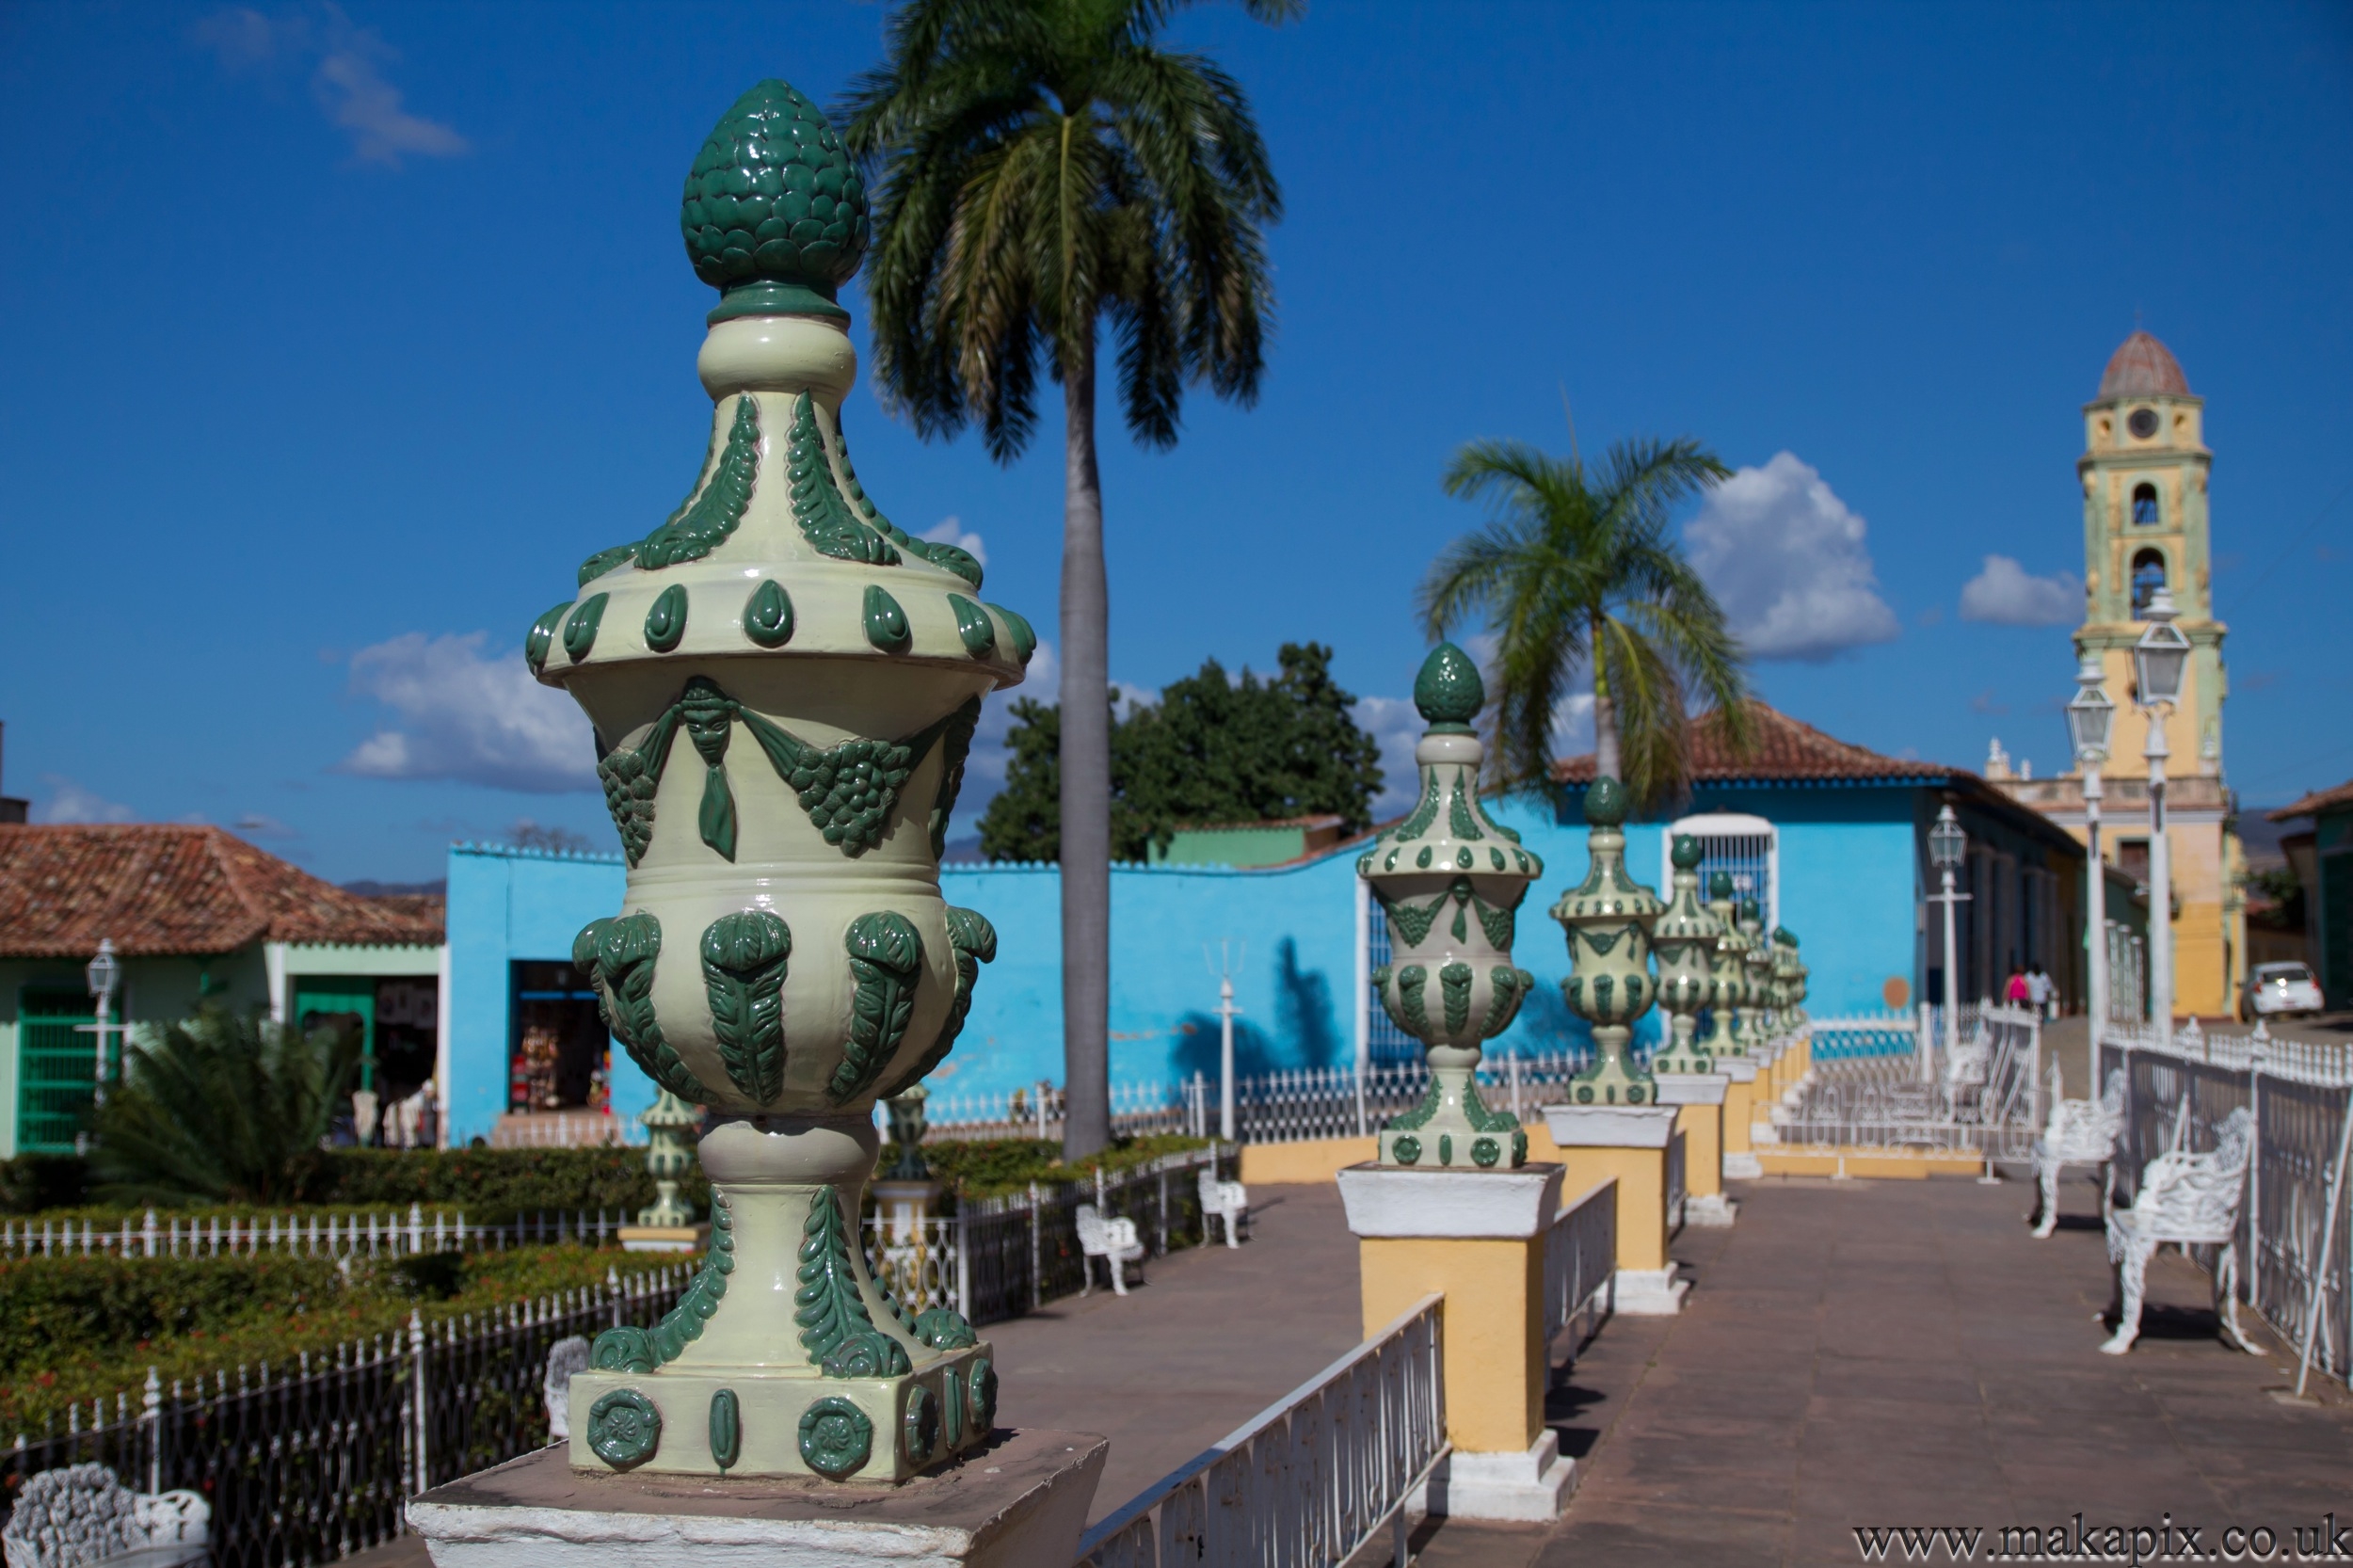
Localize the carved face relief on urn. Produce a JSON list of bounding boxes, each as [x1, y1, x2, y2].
[[1355, 645, 1539, 1170], [542, 80, 1022, 1483], [1551, 778, 1662, 1106]]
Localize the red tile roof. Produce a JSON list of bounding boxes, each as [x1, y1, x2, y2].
[[1550, 701, 1961, 786], [2268, 780, 2353, 823], [2098, 331, 2191, 400], [0, 825, 443, 958]]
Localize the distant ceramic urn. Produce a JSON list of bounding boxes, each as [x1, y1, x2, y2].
[[1648, 834, 1718, 1074], [1551, 778, 1661, 1106], [1355, 645, 1541, 1169], [536, 79, 1029, 1482], [1692, 872, 1747, 1058], [1736, 899, 1773, 1048]]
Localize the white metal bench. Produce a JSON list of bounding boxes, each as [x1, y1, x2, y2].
[[2100, 1105, 2257, 1355], [1076, 1203, 1145, 1296], [1199, 1166, 1249, 1248], [1, 1464, 210, 1568], [2030, 1066, 2125, 1239]]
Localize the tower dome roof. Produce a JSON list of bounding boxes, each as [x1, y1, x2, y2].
[[2098, 330, 2191, 399]]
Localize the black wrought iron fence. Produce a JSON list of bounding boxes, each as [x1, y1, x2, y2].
[[1, 1267, 691, 1567]]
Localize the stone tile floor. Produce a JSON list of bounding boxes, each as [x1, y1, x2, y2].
[[1396, 1174, 2353, 1568]]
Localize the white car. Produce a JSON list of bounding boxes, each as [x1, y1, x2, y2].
[[2242, 961, 2325, 1021]]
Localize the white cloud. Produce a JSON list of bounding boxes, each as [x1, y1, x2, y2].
[[33, 776, 136, 825], [194, 5, 467, 167], [232, 813, 300, 839], [920, 517, 987, 569], [1960, 555, 2082, 627], [1684, 452, 1900, 662], [339, 632, 595, 792]]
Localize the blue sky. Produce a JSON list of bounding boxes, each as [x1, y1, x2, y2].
[[1, 1, 2346, 884]]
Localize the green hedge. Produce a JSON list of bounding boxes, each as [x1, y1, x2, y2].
[[0, 1147, 710, 1225], [0, 1245, 684, 1432], [905, 1134, 1213, 1200]]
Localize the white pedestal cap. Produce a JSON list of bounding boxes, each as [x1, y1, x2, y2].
[[1544, 1104, 1680, 1149], [1715, 1058, 1760, 1083], [1337, 1162, 1564, 1240], [1648, 1072, 1728, 1107]]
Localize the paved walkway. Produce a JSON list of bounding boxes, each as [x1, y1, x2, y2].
[[1408, 1174, 2353, 1567]]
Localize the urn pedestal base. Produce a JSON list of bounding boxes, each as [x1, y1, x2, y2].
[[1543, 1105, 1685, 1316], [617, 1225, 709, 1255], [409, 1430, 1107, 1568], [1338, 1162, 1572, 1523]]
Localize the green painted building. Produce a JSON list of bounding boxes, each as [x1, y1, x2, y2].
[[1146, 814, 1349, 869]]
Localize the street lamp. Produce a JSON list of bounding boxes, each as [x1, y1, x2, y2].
[[1927, 806, 1970, 1082], [83, 938, 120, 1110], [2134, 589, 2190, 1038], [2065, 656, 2116, 1031]]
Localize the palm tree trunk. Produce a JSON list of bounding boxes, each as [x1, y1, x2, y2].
[[1059, 335, 1113, 1160], [1592, 629, 1621, 784]]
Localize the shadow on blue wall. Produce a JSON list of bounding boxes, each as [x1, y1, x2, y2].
[[1172, 937, 1343, 1080]]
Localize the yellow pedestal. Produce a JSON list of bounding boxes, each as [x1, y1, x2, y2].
[[1674, 1101, 1721, 1200], [1337, 1163, 1576, 1520], [1542, 1105, 1686, 1314], [1722, 1075, 1753, 1157]]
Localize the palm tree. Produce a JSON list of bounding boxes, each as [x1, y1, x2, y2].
[[1419, 436, 1754, 811], [842, 0, 1293, 1159], [90, 1005, 360, 1206]]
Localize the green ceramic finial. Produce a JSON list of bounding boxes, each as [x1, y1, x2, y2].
[[683, 80, 870, 325], [1774, 927, 1796, 947], [1672, 833, 1703, 870], [1413, 643, 1484, 728], [1584, 776, 1626, 827], [1707, 871, 1734, 900]]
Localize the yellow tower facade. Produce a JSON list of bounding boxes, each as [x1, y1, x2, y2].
[[2073, 332, 2244, 1017]]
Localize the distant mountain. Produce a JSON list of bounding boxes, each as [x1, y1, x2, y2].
[[344, 879, 449, 898]]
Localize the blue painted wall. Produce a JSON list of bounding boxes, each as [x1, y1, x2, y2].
[[442, 777, 2079, 1137]]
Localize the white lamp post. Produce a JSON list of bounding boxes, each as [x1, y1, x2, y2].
[[2065, 657, 2116, 1031], [83, 938, 121, 1111], [1928, 806, 1969, 1081], [1205, 941, 1244, 1144], [2133, 590, 2191, 1039]]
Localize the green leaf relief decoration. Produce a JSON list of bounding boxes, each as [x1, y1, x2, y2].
[[1392, 965, 1429, 1037], [1440, 963, 1473, 1033], [1369, 963, 1391, 995], [833, 415, 984, 587], [795, 1186, 912, 1378], [564, 594, 609, 663], [644, 584, 689, 652], [1385, 1075, 1443, 1131], [700, 911, 791, 1104], [1474, 887, 1521, 952], [1448, 773, 1484, 840], [1481, 967, 1533, 1037], [742, 711, 917, 857], [876, 905, 996, 1101], [589, 1192, 735, 1372], [597, 744, 658, 865], [987, 603, 1036, 665], [1392, 770, 1443, 841], [927, 698, 983, 860], [1582, 928, 1624, 958], [680, 680, 739, 861], [525, 602, 569, 675], [744, 580, 794, 648], [864, 584, 911, 652], [1383, 888, 1445, 949], [788, 393, 897, 565], [833, 912, 923, 1104], [708, 1389, 741, 1472], [948, 595, 996, 656], [638, 394, 760, 571], [1464, 1075, 1520, 1134], [573, 913, 711, 1104], [577, 543, 638, 587], [914, 1306, 977, 1351]]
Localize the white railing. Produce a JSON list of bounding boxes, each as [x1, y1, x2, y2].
[[1543, 1178, 1617, 1352], [919, 1080, 1203, 1144], [0, 1205, 633, 1258], [862, 1213, 957, 1318], [1808, 1011, 1925, 1061], [1770, 1006, 2044, 1160], [488, 1110, 648, 1148], [2101, 1021, 2353, 1385], [1075, 1293, 1447, 1568]]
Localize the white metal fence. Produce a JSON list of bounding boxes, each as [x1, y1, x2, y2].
[[1543, 1178, 1617, 1353], [2099, 1021, 2353, 1384], [0, 1206, 638, 1259], [1074, 1293, 1447, 1568], [1770, 1005, 2045, 1160]]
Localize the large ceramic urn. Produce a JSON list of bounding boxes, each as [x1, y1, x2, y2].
[[1692, 871, 1746, 1058], [1647, 834, 1718, 1075], [1550, 778, 1661, 1107], [1357, 645, 1541, 1170], [539, 81, 1029, 1482]]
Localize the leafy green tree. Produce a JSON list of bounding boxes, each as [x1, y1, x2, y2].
[[1418, 437, 1753, 811], [843, 0, 1294, 1158], [89, 1007, 360, 1206], [979, 644, 1385, 861]]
